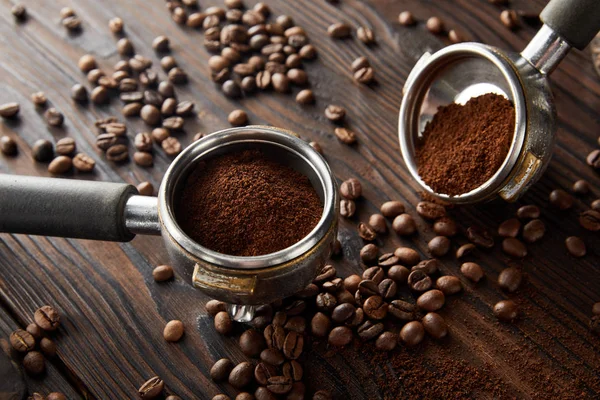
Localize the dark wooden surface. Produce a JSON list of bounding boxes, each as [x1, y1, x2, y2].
[[1, 0, 599, 399]]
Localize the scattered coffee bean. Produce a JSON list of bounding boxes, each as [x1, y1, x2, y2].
[[324, 105, 345, 122], [502, 238, 527, 258], [428, 236, 450, 257], [456, 243, 476, 259], [108, 16, 124, 34], [153, 265, 174, 282], [48, 156, 72, 174], [0, 136, 17, 156], [354, 66, 375, 84], [91, 86, 109, 104], [240, 329, 266, 357], [592, 302, 600, 316], [31, 92, 47, 106], [139, 376, 164, 399], [283, 360, 303, 382], [387, 265, 409, 284], [340, 199, 356, 218], [153, 35, 170, 52], [283, 331, 303, 359], [26, 323, 42, 340], [43, 108, 64, 127], [522, 219, 545, 243], [375, 331, 397, 350], [23, 351, 45, 375], [400, 321, 425, 345], [378, 279, 397, 299], [360, 243, 378, 263], [494, 300, 518, 321], [168, 67, 188, 84], [549, 189, 573, 210], [328, 326, 353, 346], [460, 262, 484, 282], [517, 204, 540, 219], [592, 199, 600, 211], [328, 22, 351, 38], [500, 10, 519, 29], [422, 312, 448, 339], [11, 4, 27, 20], [426, 17, 444, 34], [34, 305, 60, 331], [363, 296, 388, 319], [380, 201, 405, 218], [392, 214, 417, 236], [565, 236, 586, 257], [228, 109, 248, 126], [398, 11, 416, 26], [106, 144, 129, 162], [213, 395, 230, 400], [357, 223, 377, 241], [78, 54, 97, 73], [267, 376, 293, 395], [163, 320, 184, 342], [10, 329, 35, 352], [498, 267, 522, 292], [47, 393, 67, 400], [206, 300, 227, 316], [351, 58, 370, 73], [378, 253, 399, 268], [408, 270, 432, 292], [310, 312, 331, 337], [334, 127, 357, 145], [579, 210, 600, 231], [467, 226, 495, 248], [436, 276, 462, 295], [71, 84, 88, 103], [498, 218, 521, 238], [295, 89, 314, 104], [162, 137, 182, 156], [368, 214, 387, 234], [587, 149, 600, 169], [413, 259, 440, 275], [32, 139, 54, 162], [394, 247, 420, 266], [357, 26, 375, 44], [448, 29, 465, 43], [54, 138, 76, 156], [211, 358, 234, 382], [215, 311, 233, 335], [314, 265, 336, 283], [137, 181, 154, 196], [573, 179, 590, 195], [433, 217, 457, 237], [417, 289, 445, 311], [417, 201, 446, 220]]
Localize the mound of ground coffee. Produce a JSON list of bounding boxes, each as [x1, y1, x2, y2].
[[176, 149, 322, 256], [416, 93, 515, 196]]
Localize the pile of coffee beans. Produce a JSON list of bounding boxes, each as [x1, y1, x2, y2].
[[165, 0, 317, 102]]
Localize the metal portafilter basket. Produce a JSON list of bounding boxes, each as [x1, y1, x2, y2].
[[399, 0, 600, 204], [0, 127, 339, 321]]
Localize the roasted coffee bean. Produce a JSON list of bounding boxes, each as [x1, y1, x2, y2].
[[163, 116, 184, 130], [368, 214, 387, 234], [71, 84, 88, 103], [498, 267, 522, 292], [592, 302, 600, 316], [121, 91, 144, 103], [324, 105, 347, 123], [387, 265, 409, 284], [255, 362, 277, 386], [10, 329, 35, 352], [400, 321, 425, 346], [436, 276, 462, 295], [55, 137, 76, 155], [413, 259, 440, 275], [417, 289, 445, 311], [267, 376, 293, 395], [322, 278, 342, 293], [363, 296, 388, 320], [48, 156, 72, 174], [283, 331, 303, 359], [31, 91, 47, 106], [287, 69, 307, 85], [144, 90, 164, 106], [517, 204, 540, 219], [44, 108, 64, 127], [168, 67, 188, 84], [425, 16, 444, 34], [433, 217, 457, 237], [328, 22, 351, 38], [380, 201, 405, 218], [229, 362, 254, 389], [448, 29, 465, 43], [344, 275, 362, 293], [161, 98, 177, 116], [163, 320, 184, 342], [340, 199, 356, 218], [392, 214, 417, 235], [23, 351, 45, 375], [522, 219, 545, 243], [152, 265, 174, 282], [358, 279, 380, 297], [0, 136, 17, 156], [394, 247, 420, 266], [315, 292, 337, 312], [138, 377, 165, 400], [357, 320, 384, 341], [0, 102, 19, 119], [460, 262, 484, 282], [467, 226, 495, 248], [32, 139, 54, 162], [587, 149, 600, 169], [134, 151, 153, 167], [102, 122, 127, 136], [158, 81, 175, 98], [256, 70, 271, 89], [134, 132, 153, 152], [46, 393, 67, 400], [502, 238, 527, 258], [239, 329, 266, 357], [78, 54, 97, 72], [310, 312, 331, 337], [269, 311, 285, 327], [241, 76, 258, 94], [264, 324, 286, 350], [357, 26, 375, 44], [416, 201, 446, 220], [456, 243, 476, 259], [565, 236, 586, 257], [378, 253, 399, 268], [137, 181, 154, 196], [116, 38, 134, 56], [87, 69, 105, 84], [314, 264, 336, 283], [108, 17, 124, 34], [11, 4, 27, 19], [579, 210, 600, 231], [328, 326, 353, 346], [374, 331, 396, 350], [332, 303, 356, 323], [91, 86, 109, 104], [334, 127, 357, 145], [34, 305, 60, 331], [500, 9, 519, 29], [176, 101, 194, 116], [408, 270, 432, 292], [271, 73, 290, 93], [162, 137, 182, 156], [212, 395, 230, 400], [340, 178, 362, 199], [152, 35, 170, 52], [363, 266, 385, 283], [422, 312, 448, 339], [141, 105, 161, 125], [378, 279, 397, 299], [428, 236, 451, 257], [26, 323, 43, 340], [592, 199, 600, 211], [358, 223, 377, 241], [113, 70, 129, 82], [295, 283, 319, 298], [260, 348, 285, 366], [282, 360, 303, 382], [255, 387, 276, 400], [388, 300, 415, 321], [228, 109, 248, 126], [573, 179, 590, 195], [346, 307, 365, 327], [494, 300, 518, 321], [498, 218, 521, 238], [106, 144, 128, 162], [354, 66, 375, 84], [96, 133, 118, 151], [214, 311, 233, 335], [549, 189, 573, 210]]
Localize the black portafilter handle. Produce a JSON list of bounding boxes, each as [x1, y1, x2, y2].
[[541, 0, 600, 50], [0, 174, 137, 242]]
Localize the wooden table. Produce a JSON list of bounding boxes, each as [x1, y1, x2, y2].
[[1, 0, 599, 398]]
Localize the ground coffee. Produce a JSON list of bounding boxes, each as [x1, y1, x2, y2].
[[176, 149, 322, 256], [416, 93, 515, 196]]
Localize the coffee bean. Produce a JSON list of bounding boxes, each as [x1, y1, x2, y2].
[[163, 116, 184, 130], [340, 178, 362, 199], [579, 210, 600, 231], [456, 243, 476, 259], [23, 351, 45, 375], [400, 321, 425, 345], [137, 376, 164, 400], [340, 199, 356, 218], [565, 236, 586, 257], [144, 90, 164, 107], [283, 360, 303, 382], [90, 86, 110, 105], [572, 179, 590, 195], [168, 67, 188, 84], [0, 136, 17, 156], [343, 275, 362, 294], [502, 238, 527, 258], [378, 279, 397, 299], [295, 283, 319, 298], [314, 264, 336, 283], [78, 54, 97, 72], [26, 323, 42, 340], [48, 156, 72, 174], [255, 387, 276, 400], [63, 15, 82, 30], [31, 139, 54, 162], [271, 73, 290, 93], [448, 29, 465, 43], [322, 278, 342, 293], [422, 312, 448, 339], [87, 69, 105, 84], [108, 16, 124, 34], [358, 223, 377, 241], [213, 395, 230, 400], [549, 189, 573, 210], [11, 4, 26, 19], [387, 265, 409, 284], [117, 38, 134, 56], [287, 69, 307, 86], [241, 76, 258, 93], [592, 302, 600, 316], [161, 98, 177, 116], [332, 303, 356, 323], [433, 217, 457, 237], [283, 302, 304, 319], [587, 149, 600, 169], [47, 393, 67, 400], [140, 104, 162, 125], [358, 279, 380, 297], [328, 22, 351, 38], [500, 10, 519, 29], [54, 138, 76, 156], [258, 348, 284, 367], [592, 199, 600, 211], [428, 236, 450, 257], [365, 214, 387, 235], [211, 358, 234, 382], [10, 329, 35, 352], [31, 92, 47, 106], [378, 253, 399, 268], [228, 109, 248, 126], [299, 44, 317, 59], [310, 312, 331, 337], [162, 137, 182, 156], [152, 35, 170, 53], [416, 201, 446, 220], [163, 320, 184, 342], [153, 265, 174, 282], [417, 289, 445, 311], [315, 292, 337, 312], [357, 245, 377, 264], [334, 127, 357, 145], [363, 296, 388, 319], [460, 262, 484, 282], [256, 70, 271, 89], [380, 201, 405, 218], [44, 108, 64, 127], [229, 362, 254, 389], [357, 26, 376, 44], [436, 276, 462, 295], [70, 83, 88, 103], [426, 16, 444, 34], [408, 270, 432, 292], [240, 329, 266, 357], [498, 267, 522, 292], [467, 226, 495, 248], [96, 134, 118, 151], [413, 259, 440, 275], [372, 331, 396, 351], [106, 144, 128, 162], [214, 311, 233, 335], [328, 326, 353, 346], [517, 204, 540, 219], [498, 218, 520, 238], [34, 305, 60, 331], [392, 214, 417, 236], [354, 67, 375, 84], [283, 331, 303, 359], [394, 247, 420, 266], [494, 300, 518, 321], [267, 376, 292, 395], [264, 324, 286, 350], [363, 266, 384, 284], [522, 219, 545, 243]]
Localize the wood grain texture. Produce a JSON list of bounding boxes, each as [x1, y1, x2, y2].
[[0, 0, 599, 399]]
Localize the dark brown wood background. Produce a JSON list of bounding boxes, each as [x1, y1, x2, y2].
[[1, 0, 599, 398]]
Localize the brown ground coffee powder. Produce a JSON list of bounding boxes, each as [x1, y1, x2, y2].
[[416, 93, 515, 196], [176, 149, 322, 256]]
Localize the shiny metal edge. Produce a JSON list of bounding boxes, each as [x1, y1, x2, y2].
[[521, 25, 571, 76]]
